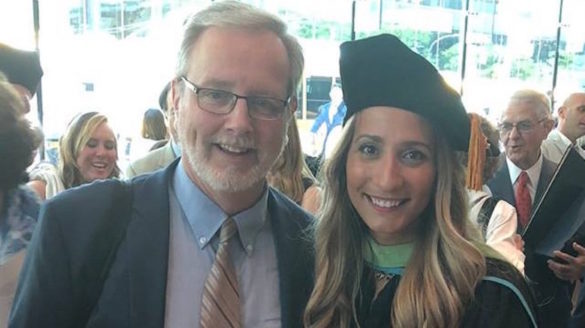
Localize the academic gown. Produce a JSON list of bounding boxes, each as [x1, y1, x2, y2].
[[355, 258, 539, 328]]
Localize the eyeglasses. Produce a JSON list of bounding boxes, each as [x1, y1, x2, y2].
[[498, 119, 546, 135], [181, 76, 289, 120]]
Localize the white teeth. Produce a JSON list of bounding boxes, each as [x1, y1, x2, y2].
[[92, 163, 107, 168], [220, 144, 248, 153], [370, 196, 402, 208]]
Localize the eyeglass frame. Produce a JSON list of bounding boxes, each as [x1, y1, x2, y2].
[[180, 76, 290, 120], [497, 118, 547, 135]]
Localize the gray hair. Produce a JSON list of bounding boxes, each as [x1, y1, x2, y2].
[[175, 0, 304, 98], [507, 89, 553, 121]]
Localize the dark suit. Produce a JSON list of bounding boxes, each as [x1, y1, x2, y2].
[[488, 158, 571, 328], [9, 160, 315, 328]]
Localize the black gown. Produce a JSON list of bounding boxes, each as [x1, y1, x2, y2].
[[356, 258, 539, 327]]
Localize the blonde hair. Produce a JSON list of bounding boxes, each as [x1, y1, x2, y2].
[[268, 117, 316, 204], [59, 112, 120, 189], [304, 114, 487, 327]]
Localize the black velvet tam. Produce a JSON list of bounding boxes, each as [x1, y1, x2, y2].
[[339, 33, 470, 151], [0, 43, 43, 96]]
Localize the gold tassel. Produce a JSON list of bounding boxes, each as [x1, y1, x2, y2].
[[466, 113, 488, 191]]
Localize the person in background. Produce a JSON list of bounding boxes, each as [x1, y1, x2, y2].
[[0, 72, 42, 326], [10, 2, 314, 327], [487, 89, 585, 328], [125, 82, 181, 178], [143, 108, 168, 143], [310, 81, 346, 159], [303, 34, 537, 328], [128, 108, 168, 160], [27, 111, 120, 200], [464, 113, 525, 273], [541, 92, 585, 162], [0, 43, 43, 115], [268, 117, 321, 214]]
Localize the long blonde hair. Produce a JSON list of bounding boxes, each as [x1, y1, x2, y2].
[[59, 112, 120, 189], [268, 117, 317, 204], [304, 114, 487, 327]]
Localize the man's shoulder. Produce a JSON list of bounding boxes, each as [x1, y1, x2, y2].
[[268, 188, 314, 227], [126, 145, 174, 177]]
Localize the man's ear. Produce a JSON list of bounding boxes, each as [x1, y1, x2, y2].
[[289, 96, 298, 114], [171, 78, 181, 115], [558, 106, 567, 120]]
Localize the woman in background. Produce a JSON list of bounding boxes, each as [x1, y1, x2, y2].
[[28, 111, 120, 200], [268, 117, 321, 214], [0, 72, 42, 325], [303, 34, 537, 328]]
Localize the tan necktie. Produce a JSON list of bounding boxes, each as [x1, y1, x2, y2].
[[200, 218, 241, 328]]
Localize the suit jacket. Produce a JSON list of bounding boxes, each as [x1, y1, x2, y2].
[[486, 157, 557, 234], [125, 141, 177, 178], [487, 157, 571, 327], [10, 160, 315, 328]]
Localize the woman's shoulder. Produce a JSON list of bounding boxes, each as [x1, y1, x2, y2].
[[463, 257, 538, 327]]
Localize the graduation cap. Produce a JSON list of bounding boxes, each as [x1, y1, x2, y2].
[[339, 33, 470, 152], [0, 43, 43, 96]]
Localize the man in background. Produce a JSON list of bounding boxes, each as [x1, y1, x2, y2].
[[542, 92, 585, 162], [487, 89, 585, 328]]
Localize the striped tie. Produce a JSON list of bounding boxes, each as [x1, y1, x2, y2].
[[200, 218, 241, 328]]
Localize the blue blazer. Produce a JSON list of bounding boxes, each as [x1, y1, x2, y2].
[[10, 160, 315, 328], [487, 157, 572, 327]]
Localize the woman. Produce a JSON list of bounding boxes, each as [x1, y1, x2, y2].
[[0, 72, 42, 325], [28, 111, 120, 200], [268, 117, 321, 214], [303, 34, 537, 327]]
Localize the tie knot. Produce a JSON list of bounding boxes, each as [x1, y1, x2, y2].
[[219, 217, 238, 244], [518, 171, 529, 186]]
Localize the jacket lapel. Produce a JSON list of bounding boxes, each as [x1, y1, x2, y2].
[[268, 189, 314, 328], [488, 161, 516, 206], [126, 160, 178, 327]]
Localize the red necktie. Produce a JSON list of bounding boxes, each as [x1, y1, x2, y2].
[[515, 171, 532, 228]]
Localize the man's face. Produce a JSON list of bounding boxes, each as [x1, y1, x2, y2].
[[174, 27, 292, 210], [559, 93, 585, 142], [500, 101, 551, 170]]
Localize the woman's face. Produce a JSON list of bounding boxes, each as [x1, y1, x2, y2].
[[346, 107, 436, 245], [76, 122, 118, 183]]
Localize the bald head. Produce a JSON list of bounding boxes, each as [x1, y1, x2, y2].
[[557, 92, 585, 143]]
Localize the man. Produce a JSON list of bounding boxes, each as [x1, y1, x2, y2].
[[125, 82, 181, 178], [10, 2, 314, 327], [0, 43, 43, 115], [542, 92, 585, 162], [487, 89, 585, 328]]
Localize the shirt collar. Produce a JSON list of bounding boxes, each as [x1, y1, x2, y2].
[[172, 160, 268, 256], [553, 129, 573, 147], [170, 139, 181, 158], [506, 153, 543, 187]]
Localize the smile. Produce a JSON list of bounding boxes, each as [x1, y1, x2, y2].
[[92, 162, 109, 169], [217, 143, 253, 154], [367, 195, 406, 208]]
